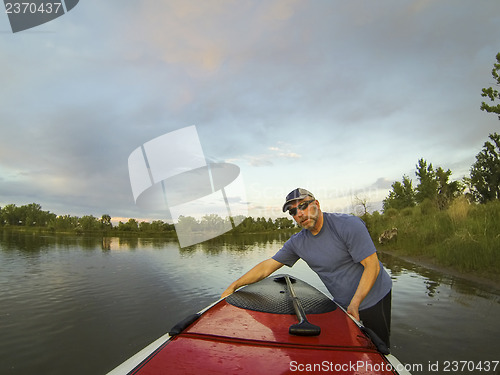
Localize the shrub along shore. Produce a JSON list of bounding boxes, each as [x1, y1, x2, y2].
[[362, 197, 500, 283]]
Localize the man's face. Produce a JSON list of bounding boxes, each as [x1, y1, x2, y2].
[[288, 197, 320, 231]]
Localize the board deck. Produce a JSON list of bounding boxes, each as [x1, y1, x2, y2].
[[107, 275, 410, 375]]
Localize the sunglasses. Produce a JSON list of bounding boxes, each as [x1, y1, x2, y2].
[[288, 199, 316, 216]]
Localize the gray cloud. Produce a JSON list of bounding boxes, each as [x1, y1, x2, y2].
[[1, 0, 499, 219]]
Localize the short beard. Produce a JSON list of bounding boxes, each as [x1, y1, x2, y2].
[[298, 207, 319, 230], [299, 217, 318, 229]]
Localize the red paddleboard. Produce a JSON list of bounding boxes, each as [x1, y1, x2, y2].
[[107, 275, 411, 375]]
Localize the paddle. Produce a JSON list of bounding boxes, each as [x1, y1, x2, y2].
[[274, 275, 321, 336]]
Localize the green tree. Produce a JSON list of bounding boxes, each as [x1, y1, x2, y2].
[[150, 220, 172, 232], [117, 218, 140, 231], [50, 214, 79, 230], [78, 215, 100, 231], [176, 216, 199, 232], [275, 217, 295, 229], [100, 214, 112, 229], [200, 214, 226, 232], [2, 204, 21, 225], [138, 221, 151, 232], [435, 167, 464, 210], [21, 203, 42, 226], [466, 133, 500, 203], [255, 217, 268, 231], [383, 175, 415, 211], [233, 217, 255, 233], [481, 52, 500, 120], [415, 159, 439, 204], [383, 159, 462, 212]]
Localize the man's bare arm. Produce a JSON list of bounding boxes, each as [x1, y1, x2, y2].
[[347, 252, 380, 321], [221, 258, 283, 298]]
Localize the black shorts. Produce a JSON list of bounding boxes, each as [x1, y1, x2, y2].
[[359, 290, 392, 348]]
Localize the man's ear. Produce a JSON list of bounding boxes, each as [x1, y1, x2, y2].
[[315, 200, 320, 210]]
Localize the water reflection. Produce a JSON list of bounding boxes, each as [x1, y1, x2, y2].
[[379, 251, 500, 300], [377, 251, 499, 374], [179, 231, 296, 254], [1, 231, 499, 375], [2, 230, 497, 302]]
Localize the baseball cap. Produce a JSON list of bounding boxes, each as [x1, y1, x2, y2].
[[282, 188, 315, 212]]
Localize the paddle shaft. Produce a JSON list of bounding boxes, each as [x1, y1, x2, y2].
[[284, 275, 321, 336], [285, 275, 307, 323]]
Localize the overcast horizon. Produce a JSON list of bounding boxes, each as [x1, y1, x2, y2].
[[1, 0, 499, 224]]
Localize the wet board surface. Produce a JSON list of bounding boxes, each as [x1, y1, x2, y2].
[[108, 274, 402, 375]]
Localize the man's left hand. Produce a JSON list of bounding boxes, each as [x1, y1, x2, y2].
[[347, 303, 360, 322]]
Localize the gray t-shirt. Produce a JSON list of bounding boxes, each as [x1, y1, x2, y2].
[[272, 212, 392, 310]]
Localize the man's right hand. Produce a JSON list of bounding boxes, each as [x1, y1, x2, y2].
[[221, 287, 235, 299], [220, 258, 283, 299]]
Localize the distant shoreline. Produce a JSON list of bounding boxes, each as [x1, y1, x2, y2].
[[2, 224, 498, 289]]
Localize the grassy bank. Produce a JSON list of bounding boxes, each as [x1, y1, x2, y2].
[[363, 198, 500, 280]]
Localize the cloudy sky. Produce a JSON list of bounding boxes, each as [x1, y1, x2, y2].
[[1, 0, 499, 224]]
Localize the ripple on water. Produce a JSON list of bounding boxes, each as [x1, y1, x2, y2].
[[1, 235, 499, 375]]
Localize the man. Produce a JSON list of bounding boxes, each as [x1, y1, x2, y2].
[[221, 188, 393, 347]]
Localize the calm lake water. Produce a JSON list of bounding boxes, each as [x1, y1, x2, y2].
[[1, 231, 499, 375]]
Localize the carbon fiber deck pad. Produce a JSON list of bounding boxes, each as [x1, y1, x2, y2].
[[226, 274, 337, 314]]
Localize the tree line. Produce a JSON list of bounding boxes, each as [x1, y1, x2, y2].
[[383, 52, 500, 212], [1, 131, 497, 234], [0, 203, 296, 235], [382, 132, 499, 212], [1, 133, 497, 235]]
